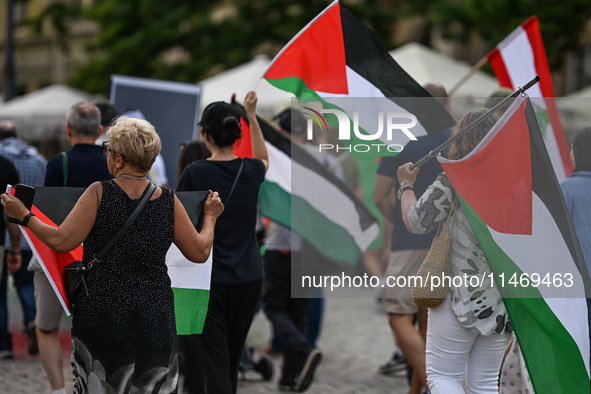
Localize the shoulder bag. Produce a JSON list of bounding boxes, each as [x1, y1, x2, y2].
[[412, 196, 459, 308], [62, 182, 157, 308]]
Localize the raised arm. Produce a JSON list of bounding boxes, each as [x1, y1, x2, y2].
[[244, 91, 269, 172], [1, 182, 102, 253], [173, 191, 224, 263]]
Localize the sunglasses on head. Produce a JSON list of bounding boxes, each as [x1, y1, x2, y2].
[[102, 141, 127, 163]]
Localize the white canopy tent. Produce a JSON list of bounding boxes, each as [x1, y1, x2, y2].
[[198, 55, 293, 120], [0, 84, 95, 141], [389, 42, 500, 98]]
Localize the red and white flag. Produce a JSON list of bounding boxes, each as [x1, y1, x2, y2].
[[487, 16, 573, 181]]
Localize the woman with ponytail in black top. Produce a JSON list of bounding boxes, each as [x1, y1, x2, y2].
[[176, 91, 268, 394]]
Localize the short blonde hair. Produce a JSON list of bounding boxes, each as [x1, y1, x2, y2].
[[106, 116, 161, 171]]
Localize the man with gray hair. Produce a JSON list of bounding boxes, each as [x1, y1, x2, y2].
[[37, 101, 112, 394]]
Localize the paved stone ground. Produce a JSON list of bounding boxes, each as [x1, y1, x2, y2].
[[1, 279, 411, 394]]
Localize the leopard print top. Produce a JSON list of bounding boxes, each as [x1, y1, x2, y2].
[[408, 172, 512, 335]]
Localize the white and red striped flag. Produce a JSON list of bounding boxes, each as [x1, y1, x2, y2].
[[487, 16, 573, 181]]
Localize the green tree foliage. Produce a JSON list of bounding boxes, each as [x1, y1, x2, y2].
[[66, 0, 399, 95], [398, 0, 591, 70]]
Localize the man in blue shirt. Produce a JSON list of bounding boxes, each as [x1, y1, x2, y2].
[[0, 121, 46, 360], [36, 102, 112, 394]]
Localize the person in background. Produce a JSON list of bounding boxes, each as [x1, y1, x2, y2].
[[176, 91, 267, 394], [398, 108, 511, 394], [0, 156, 21, 359], [93, 100, 119, 145], [0, 121, 45, 360], [373, 83, 452, 393], [2, 116, 224, 393], [176, 139, 211, 394], [561, 127, 591, 273], [38, 102, 113, 394], [177, 140, 212, 181], [262, 108, 323, 392]]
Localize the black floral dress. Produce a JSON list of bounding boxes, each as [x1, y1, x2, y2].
[[71, 180, 178, 393]]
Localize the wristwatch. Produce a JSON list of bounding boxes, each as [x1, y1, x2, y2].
[[21, 212, 35, 227], [397, 185, 414, 200]]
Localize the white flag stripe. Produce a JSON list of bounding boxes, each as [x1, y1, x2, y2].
[[545, 297, 591, 377], [166, 244, 213, 290], [498, 27, 543, 98], [488, 192, 590, 376], [264, 142, 292, 193], [536, 108, 567, 179], [292, 158, 381, 251], [318, 66, 429, 143]]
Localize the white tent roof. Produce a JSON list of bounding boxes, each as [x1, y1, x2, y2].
[[389, 42, 500, 98], [198, 55, 293, 119], [0, 84, 94, 140]]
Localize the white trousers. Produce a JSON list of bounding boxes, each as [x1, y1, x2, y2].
[[426, 296, 510, 394]]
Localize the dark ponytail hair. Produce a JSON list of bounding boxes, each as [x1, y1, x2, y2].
[[201, 116, 241, 147], [199, 101, 242, 147]]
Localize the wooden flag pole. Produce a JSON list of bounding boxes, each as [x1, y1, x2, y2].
[[410, 76, 540, 170], [448, 56, 489, 97]]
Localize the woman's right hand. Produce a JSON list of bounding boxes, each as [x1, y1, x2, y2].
[[204, 190, 225, 219]]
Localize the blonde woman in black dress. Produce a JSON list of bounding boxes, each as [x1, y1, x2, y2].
[[2, 116, 224, 393]]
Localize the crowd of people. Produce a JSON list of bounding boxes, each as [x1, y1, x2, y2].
[[0, 84, 589, 394]]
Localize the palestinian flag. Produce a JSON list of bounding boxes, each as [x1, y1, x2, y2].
[[7, 186, 83, 316], [439, 95, 590, 393], [487, 16, 573, 181], [232, 100, 380, 266], [261, 0, 455, 158], [9, 186, 211, 334]]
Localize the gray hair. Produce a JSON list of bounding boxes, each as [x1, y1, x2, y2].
[[66, 102, 101, 138]]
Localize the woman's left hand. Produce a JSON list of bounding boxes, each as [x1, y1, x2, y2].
[[0, 193, 28, 222], [397, 162, 420, 185]]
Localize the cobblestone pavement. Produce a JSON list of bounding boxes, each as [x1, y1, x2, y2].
[[2, 280, 411, 394]]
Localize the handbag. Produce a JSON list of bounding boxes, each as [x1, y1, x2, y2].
[[412, 197, 459, 308], [62, 182, 157, 308]]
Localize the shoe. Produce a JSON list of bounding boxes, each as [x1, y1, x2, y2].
[[26, 321, 38, 355], [278, 374, 296, 391], [378, 351, 407, 375], [0, 350, 14, 360], [294, 348, 322, 392]]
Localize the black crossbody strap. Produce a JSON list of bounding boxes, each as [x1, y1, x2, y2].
[[224, 159, 244, 206], [94, 182, 157, 261]]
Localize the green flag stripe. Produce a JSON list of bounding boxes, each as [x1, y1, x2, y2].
[[460, 196, 590, 393], [172, 287, 210, 335], [259, 180, 291, 229], [292, 193, 362, 265]]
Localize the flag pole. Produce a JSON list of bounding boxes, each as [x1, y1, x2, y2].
[[448, 55, 488, 97], [410, 76, 540, 170]]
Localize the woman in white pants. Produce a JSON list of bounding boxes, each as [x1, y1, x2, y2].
[[397, 108, 512, 394]]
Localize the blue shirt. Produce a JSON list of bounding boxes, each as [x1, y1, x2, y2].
[[560, 171, 591, 273], [45, 144, 113, 188], [0, 137, 47, 250], [377, 129, 452, 251]]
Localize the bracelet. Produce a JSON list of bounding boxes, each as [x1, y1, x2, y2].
[[22, 212, 35, 227], [397, 185, 414, 200], [400, 182, 414, 187], [7, 250, 21, 255]]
